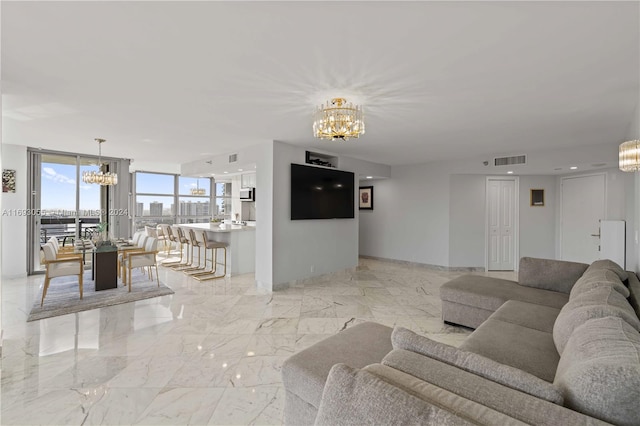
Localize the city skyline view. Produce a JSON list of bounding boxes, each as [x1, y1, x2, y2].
[[40, 162, 221, 215]]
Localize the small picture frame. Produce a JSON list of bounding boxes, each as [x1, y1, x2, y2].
[[2, 169, 16, 193], [530, 189, 544, 206], [359, 186, 374, 210]]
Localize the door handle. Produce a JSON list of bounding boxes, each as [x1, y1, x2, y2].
[[591, 233, 600, 237]]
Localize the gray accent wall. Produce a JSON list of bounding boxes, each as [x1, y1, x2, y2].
[[1, 144, 27, 278], [359, 162, 451, 266], [519, 175, 556, 259], [448, 175, 485, 268]]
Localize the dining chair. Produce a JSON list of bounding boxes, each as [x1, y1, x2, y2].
[[48, 237, 82, 259], [48, 237, 75, 254], [122, 237, 159, 291], [145, 225, 158, 238], [119, 234, 149, 281], [40, 242, 84, 306]]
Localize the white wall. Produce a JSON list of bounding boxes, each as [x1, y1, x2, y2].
[[254, 143, 274, 290], [554, 168, 634, 268], [340, 156, 391, 179], [130, 161, 180, 174], [1, 144, 28, 278], [628, 101, 640, 272], [271, 141, 358, 287]]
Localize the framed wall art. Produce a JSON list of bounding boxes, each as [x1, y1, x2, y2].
[[359, 186, 373, 210], [530, 189, 544, 206], [2, 169, 16, 193]]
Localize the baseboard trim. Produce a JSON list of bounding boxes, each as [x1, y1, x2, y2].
[[2, 272, 28, 280], [359, 255, 485, 272]]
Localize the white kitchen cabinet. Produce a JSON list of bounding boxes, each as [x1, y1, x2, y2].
[[241, 173, 256, 188]]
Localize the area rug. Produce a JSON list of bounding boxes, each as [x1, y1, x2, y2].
[[27, 272, 175, 322]]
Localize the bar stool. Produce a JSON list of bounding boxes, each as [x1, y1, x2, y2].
[[161, 226, 182, 266], [193, 230, 228, 281], [182, 229, 207, 274], [169, 226, 191, 270]]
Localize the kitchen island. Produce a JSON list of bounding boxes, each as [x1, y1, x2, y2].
[[178, 223, 256, 275]]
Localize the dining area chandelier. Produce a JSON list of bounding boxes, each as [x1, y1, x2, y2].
[[190, 179, 206, 195], [313, 98, 365, 141], [82, 138, 118, 186]]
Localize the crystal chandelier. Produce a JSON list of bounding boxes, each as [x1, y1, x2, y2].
[[313, 98, 365, 141], [82, 138, 118, 185], [619, 140, 640, 172], [190, 179, 206, 195]]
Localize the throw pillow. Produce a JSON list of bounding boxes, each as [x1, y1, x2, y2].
[[569, 268, 629, 299], [587, 259, 628, 282], [554, 316, 640, 426], [391, 327, 563, 404], [314, 364, 470, 426], [553, 286, 640, 354]]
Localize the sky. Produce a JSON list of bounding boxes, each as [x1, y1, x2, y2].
[[40, 163, 214, 214]]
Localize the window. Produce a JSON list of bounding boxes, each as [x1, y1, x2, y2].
[[178, 176, 211, 224], [214, 182, 232, 221], [133, 172, 214, 231], [134, 172, 176, 232]]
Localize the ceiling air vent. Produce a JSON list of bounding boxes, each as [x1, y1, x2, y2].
[[494, 155, 526, 166], [229, 154, 238, 163]]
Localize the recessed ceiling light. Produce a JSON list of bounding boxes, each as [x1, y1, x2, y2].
[[223, 171, 228, 174], [211, 173, 215, 176], [507, 171, 514, 174], [238, 168, 243, 172], [570, 166, 578, 170], [366, 176, 373, 179]]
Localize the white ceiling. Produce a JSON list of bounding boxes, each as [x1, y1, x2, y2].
[[2, 1, 639, 169]]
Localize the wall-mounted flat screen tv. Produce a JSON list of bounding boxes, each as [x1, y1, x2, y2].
[[291, 163, 355, 220]]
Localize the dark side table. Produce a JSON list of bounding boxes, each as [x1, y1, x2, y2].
[[92, 245, 118, 291]]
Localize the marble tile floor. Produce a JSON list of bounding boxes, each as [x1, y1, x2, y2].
[[1, 256, 516, 425]]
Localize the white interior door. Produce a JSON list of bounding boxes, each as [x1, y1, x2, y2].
[[561, 174, 606, 264], [487, 178, 517, 271]]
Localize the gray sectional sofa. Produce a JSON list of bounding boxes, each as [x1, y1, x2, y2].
[[282, 257, 640, 425]]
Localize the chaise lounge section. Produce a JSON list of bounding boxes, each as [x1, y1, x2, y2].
[[282, 257, 640, 425]]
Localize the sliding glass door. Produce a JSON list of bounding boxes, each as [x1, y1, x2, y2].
[[27, 150, 120, 274]]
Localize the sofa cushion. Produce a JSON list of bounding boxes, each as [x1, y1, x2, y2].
[[518, 257, 588, 294], [587, 258, 628, 282], [281, 321, 392, 409], [553, 286, 640, 354], [440, 275, 569, 313], [489, 300, 561, 333], [460, 318, 559, 382], [391, 326, 563, 403], [314, 364, 473, 426], [569, 268, 629, 299], [363, 364, 527, 425], [554, 317, 640, 426], [382, 349, 609, 426]]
